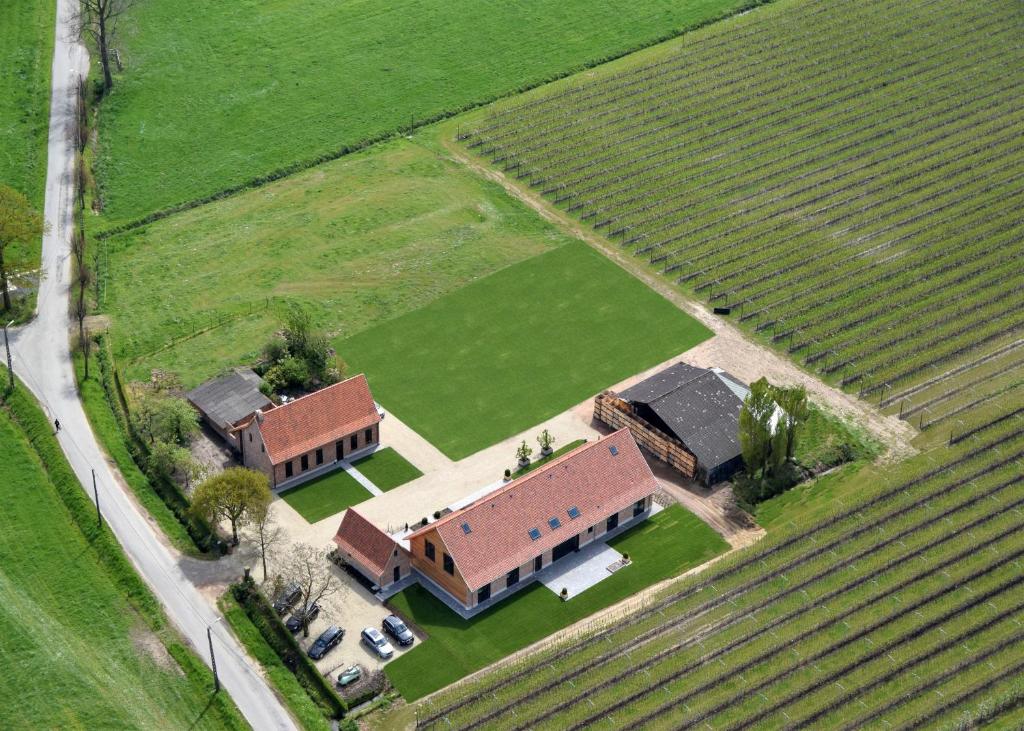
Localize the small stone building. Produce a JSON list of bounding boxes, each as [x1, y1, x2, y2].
[[237, 374, 381, 489], [333, 508, 411, 592]]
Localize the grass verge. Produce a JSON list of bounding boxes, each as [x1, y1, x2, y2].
[[219, 589, 331, 731], [384, 504, 729, 700], [340, 241, 712, 459], [0, 371, 244, 728]]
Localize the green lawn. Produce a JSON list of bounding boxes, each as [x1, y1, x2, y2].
[[384, 505, 729, 700], [0, 0, 55, 299], [95, 0, 759, 225], [280, 467, 373, 524], [101, 139, 570, 387], [340, 242, 712, 459], [352, 447, 423, 491], [0, 384, 242, 728]]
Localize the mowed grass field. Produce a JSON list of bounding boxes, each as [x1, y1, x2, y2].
[[461, 0, 1024, 437], [0, 0, 54, 266], [95, 0, 760, 225], [101, 139, 570, 387], [339, 242, 711, 459], [386, 505, 729, 701], [0, 404, 238, 728]]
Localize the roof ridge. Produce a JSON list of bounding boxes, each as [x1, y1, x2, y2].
[[265, 373, 367, 415], [410, 429, 629, 536]]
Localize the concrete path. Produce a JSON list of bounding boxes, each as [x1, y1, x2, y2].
[[342, 462, 381, 496], [7, 2, 295, 727]]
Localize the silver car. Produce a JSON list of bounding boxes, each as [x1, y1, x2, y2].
[[361, 626, 395, 659]]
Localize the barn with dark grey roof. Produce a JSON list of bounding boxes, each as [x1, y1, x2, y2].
[[186, 368, 274, 449], [595, 363, 751, 485]]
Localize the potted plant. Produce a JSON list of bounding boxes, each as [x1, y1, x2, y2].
[[503, 468, 512, 482], [516, 440, 533, 469], [560, 587, 569, 601], [621, 552, 631, 564], [537, 429, 555, 457], [433, 510, 441, 520]]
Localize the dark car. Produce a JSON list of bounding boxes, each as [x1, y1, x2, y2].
[[308, 625, 344, 660], [285, 602, 321, 633], [382, 614, 414, 646], [272, 583, 302, 615]]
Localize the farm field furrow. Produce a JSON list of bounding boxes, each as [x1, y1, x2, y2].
[[417, 409, 1024, 728], [460, 0, 1024, 422]]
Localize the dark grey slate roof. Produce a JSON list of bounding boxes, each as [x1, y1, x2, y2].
[[621, 363, 749, 470], [186, 368, 273, 430]]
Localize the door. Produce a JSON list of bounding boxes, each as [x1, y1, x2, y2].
[[552, 534, 580, 562], [394, 566, 401, 584], [606, 513, 619, 532]]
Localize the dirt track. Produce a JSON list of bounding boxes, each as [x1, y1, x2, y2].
[[440, 139, 919, 463]]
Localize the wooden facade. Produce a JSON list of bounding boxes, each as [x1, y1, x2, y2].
[[593, 391, 697, 478]]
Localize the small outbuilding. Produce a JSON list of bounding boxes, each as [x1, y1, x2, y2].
[[186, 368, 274, 451], [595, 362, 750, 486], [333, 508, 411, 592]]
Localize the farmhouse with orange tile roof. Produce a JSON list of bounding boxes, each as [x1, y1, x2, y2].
[[237, 374, 381, 489]]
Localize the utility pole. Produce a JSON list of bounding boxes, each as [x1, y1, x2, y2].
[[3, 320, 13, 391], [208, 622, 220, 693], [92, 469, 101, 527]]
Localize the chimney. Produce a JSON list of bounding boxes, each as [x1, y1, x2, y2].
[[255, 409, 264, 424]]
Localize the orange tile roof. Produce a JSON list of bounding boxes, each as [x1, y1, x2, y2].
[[408, 429, 658, 591], [332, 508, 399, 578], [257, 374, 380, 465]]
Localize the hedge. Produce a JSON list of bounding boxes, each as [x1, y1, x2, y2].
[[230, 579, 347, 719]]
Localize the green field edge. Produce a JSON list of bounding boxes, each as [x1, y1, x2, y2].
[[90, 0, 778, 239], [0, 369, 246, 729]]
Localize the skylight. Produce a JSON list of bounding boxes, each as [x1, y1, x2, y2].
[[528, 528, 542, 541], [568, 506, 581, 519], [548, 517, 562, 530], [461, 522, 472, 535], [609, 445, 619, 456]]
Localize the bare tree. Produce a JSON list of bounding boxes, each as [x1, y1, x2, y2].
[[73, 0, 136, 96], [249, 505, 285, 583], [285, 543, 342, 637], [81, 327, 93, 379]]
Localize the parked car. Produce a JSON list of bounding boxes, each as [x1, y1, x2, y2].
[[285, 602, 321, 633], [382, 614, 414, 646], [337, 665, 362, 688], [272, 583, 302, 615], [308, 626, 344, 660], [361, 627, 395, 659]]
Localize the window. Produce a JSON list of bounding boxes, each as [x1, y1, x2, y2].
[[261, 444, 265, 453], [548, 516, 561, 530], [606, 513, 619, 532], [461, 522, 472, 535], [506, 567, 519, 588], [588, 526, 593, 534], [425, 541, 435, 561], [443, 553, 455, 576], [336, 441, 343, 461], [350, 434, 358, 450], [634, 498, 646, 517], [534, 555, 543, 573], [285, 461, 293, 478], [609, 445, 619, 456], [393, 549, 399, 557], [478, 584, 490, 603], [528, 528, 542, 541], [301, 455, 309, 471], [365, 428, 373, 443], [248, 433, 252, 442], [567, 506, 581, 520], [315, 448, 323, 465]]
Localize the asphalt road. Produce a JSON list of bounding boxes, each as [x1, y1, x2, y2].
[[8, 1, 297, 728]]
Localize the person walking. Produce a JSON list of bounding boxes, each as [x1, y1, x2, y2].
[[54, 418, 60, 433]]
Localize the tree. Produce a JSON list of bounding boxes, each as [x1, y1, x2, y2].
[[0, 185, 45, 312], [285, 543, 341, 637], [772, 384, 810, 462], [72, 0, 135, 97], [739, 377, 778, 479], [134, 392, 199, 446], [249, 504, 284, 582], [191, 467, 271, 546]]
